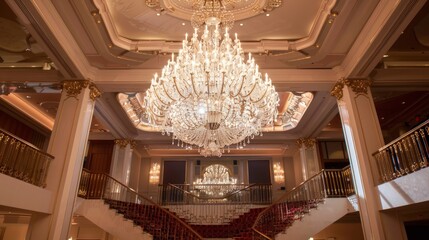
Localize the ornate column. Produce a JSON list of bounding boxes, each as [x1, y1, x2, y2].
[[27, 80, 101, 240], [110, 139, 136, 185], [331, 78, 396, 240], [296, 138, 319, 180]]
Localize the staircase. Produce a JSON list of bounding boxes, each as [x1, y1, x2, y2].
[[190, 207, 265, 239], [252, 167, 356, 239], [75, 199, 151, 240], [77, 170, 203, 240]]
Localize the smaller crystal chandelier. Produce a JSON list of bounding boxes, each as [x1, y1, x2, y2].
[[144, 0, 279, 157], [193, 164, 237, 197]]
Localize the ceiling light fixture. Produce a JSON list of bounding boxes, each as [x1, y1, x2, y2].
[[143, 0, 279, 157]]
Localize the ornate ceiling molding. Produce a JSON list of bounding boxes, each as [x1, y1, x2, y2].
[[91, 0, 337, 53]]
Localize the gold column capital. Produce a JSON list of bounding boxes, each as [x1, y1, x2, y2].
[[296, 138, 316, 148], [330, 78, 373, 100], [330, 78, 346, 100], [62, 80, 101, 101], [114, 139, 136, 149], [89, 83, 101, 101]]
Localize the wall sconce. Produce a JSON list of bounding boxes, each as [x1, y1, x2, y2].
[[149, 163, 160, 184], [273, 162, 285, 183]]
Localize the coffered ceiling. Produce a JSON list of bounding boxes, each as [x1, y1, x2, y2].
[[0, 0, 428, 157]]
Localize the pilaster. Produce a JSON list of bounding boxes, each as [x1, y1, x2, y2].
[[331, 78, 389, 239], [296, 138, 319, 180], [110, 139, 135, 185], [27, 80, 101, 240]]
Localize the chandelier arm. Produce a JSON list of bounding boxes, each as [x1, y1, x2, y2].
[[240, 80, 258, 98], [250, 84, 269, 103], [153, 88, 170, 106], [220, 72, 226, 96], [173, 77, 190, 99], [229, 75, 245, 98], [161, 82, 179, 101], [191, 73, 201, 97], [148, 95, 166, 112], [147, 105, 165, 118]]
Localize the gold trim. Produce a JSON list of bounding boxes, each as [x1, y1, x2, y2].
[[296, 138, 316, 148], [114, 139, 136, 149], [345, 79, 372, 95], [62, 80, 101, 101], [330, 78, 372, 100], [330, 78, 345, 100], [89, 83, 101, 101], [62, 80, 90, 98]]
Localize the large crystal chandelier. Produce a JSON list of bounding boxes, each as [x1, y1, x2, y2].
[[144, 0, 279, 157]]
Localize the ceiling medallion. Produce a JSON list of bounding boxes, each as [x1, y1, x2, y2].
[[143, 0, 280, 157], [147, 0, 282, 21]]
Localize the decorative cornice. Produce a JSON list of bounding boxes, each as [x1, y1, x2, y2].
[[62, 80, 101, 101], [296, 138, 316, 148], [114, 139, 136, 149], [330, 78, 372, 100]]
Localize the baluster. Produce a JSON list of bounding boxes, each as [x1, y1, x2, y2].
[[381, 149, 394, 181], [410, 133, 425, 169], [405, 136, 419, 172], [392, 144, 406, 176], [396, 142, 410, 174], [416, 130, 428, 167], [402, 138, 417, 173], [0, 134, 8, 172], [374, 152, 385, 183]]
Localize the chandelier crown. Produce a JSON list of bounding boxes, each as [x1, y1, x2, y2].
[[144, 0, 280, 157]]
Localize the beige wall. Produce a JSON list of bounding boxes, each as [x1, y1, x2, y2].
[[293, 150, 304, 186], [312, 222, 364, 240], [283, 156, 296, 191], [128, 151, 141, 192], [0, 223, 28, 240]]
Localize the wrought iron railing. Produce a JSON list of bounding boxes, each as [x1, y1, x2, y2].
[[0, 128, 53, 187], [159, 183, 271, 224], [252, 166, 354, 239], [373, 119, 429, 184], [78, 170, 203, 240]]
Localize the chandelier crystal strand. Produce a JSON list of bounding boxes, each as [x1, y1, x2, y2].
[[144, 6, 279, 157]]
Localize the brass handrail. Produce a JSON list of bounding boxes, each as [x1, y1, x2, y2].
[[373, 119, 429, 184], [252, 167, 354, 240], [0, 128, 53, 187], [79, 169, 203, 239], [165, 183, 259, 200], [160, 183, 271, 225]]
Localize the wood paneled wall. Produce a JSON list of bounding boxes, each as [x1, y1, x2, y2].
[[0, 109, 47, 149], [84, 140, 114, 174]]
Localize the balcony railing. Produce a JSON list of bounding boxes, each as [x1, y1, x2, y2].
[[373, 119, 429, 184], [159, 183, 271, 224], [252, 166, 354, 239], [78, 170, 203, 240], [0, 129, 53, 188]]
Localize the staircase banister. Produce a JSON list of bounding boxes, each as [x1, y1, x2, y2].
[[375, 118, 429, 153], [252, 169, 328, 239], [0, 128, 54, 159], [81, 169, 204, 239], [166, 182, 262, 200], [274, 169, 326, 204]]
